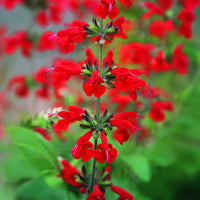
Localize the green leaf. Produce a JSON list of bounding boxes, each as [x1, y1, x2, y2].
[[6, 126, 60, 172], [122, 154, 151, 182]]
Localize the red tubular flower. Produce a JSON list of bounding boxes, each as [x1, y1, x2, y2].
[[149, 101, 173, 122], [8, 75, 29, 97], [113, 127, 130, 145], [53, 59, 82, 75], [96, 0, 119, 20], [110, 119, 140, 132], [5, 30, 33, 57], [33, 127, 51, 141], [86, 184, 105, 200], [178, 22, 192, 39], [57, 20, 88, 43], [51, 106, 84, 132], [110, 185, 135, 200], [110, 112, 141, 144], [149, 19, 174, 39], [53, 118, 69, 132], [170, 44, 189, 75], [140, 1, 164, 19], [94, 143, 117, 163], [70, 130, 94, 162], [112, 16, 133, 39], [140, 0, 173, 19], [150, 50, 170, 72], [111, 67, 146, 102], [59, 158, 82, 187], [82, 70, 106, 97]]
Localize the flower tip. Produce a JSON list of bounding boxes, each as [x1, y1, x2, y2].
[[48, 112, 57, 117], [45, 68, 54, 72], [47, 34, 57, 41]]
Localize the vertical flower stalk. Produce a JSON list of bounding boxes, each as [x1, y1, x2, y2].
[[89, 17, 104, 193]]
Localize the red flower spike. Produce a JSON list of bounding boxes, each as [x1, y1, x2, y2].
[[96, 0, 119, 20], [82, 70, 106, 97], [110, 185, 135, 200], [86, 184, 105, 200]]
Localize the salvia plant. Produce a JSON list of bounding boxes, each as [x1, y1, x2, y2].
[[0, 0, 200, 200]]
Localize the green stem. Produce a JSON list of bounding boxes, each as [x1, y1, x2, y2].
[[89, 18, 104, 193], [89, 139, 98, 192], [96, 18, 104, 123]]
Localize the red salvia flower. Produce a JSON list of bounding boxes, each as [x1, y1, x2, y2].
[[149, 19, 174, 39], [110, 185, 135, 200], [170, 44, 189, 75], [96, 0, 119, 20], [149, 101, 173, 122], [94, 143, 117, 163], [33, 127, 51, 141], [50, 106, 84, 132], [86, 184, 105, 200], [8, 75, 29, 97], [57, 20, 88, 43], [111, 67, 146, 102], [59, 158, 82, 187], [70, 130, 94, 162], [82, 70, 106, 97], [150, 50, 170, 72]]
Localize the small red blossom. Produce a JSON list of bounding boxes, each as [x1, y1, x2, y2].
[[5, 30, 33, 57], [149, 101, 173, 122], [33, 127, 51, 141], [96, 0, 119, 20], [150, 51, 170, 72], [51, 106, 84, 132], [110, 185, 135, 200], [149, 20, 174, 39], [94, 143, 117, 163], [8, 75, 29, 97], [86, 184, 105, 200], [82, 70, 106, 97], [170, 44, 189, 75], [59, 158, 82, 187], [70, 130, 94, 162], [111, 67, 146, 102]]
